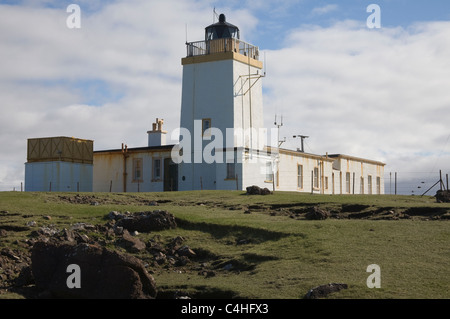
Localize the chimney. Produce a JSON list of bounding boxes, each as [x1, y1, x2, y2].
[[147, 118, 167, 147]]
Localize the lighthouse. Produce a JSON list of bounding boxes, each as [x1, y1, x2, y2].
[[178, 13, 266, 191], [90, 13, 385, 195]]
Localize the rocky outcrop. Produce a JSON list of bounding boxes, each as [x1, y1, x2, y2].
[[109, 210, 177, 232], [304, 283, 348, 299], [31, 241, 157, 299], [246, 185, 271, 195], [304, 206, 331, 220], [436, 190, 450, 203]]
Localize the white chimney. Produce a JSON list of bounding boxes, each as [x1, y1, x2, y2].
[[147, 118, 167, 147]]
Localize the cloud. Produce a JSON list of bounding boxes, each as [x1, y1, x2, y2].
[[262, 20, 450, 192], [0, 0, 259, 190], [1, 1, 449, 194], [311, 4, 338, 16]]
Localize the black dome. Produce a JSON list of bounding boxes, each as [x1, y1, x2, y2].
[[205, 14, 240, 40]]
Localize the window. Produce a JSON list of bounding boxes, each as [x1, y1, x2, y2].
[[346, 172, 351, 193], [202, 118, 211, 136], [226, 163, 236, 179], [325, 176, 329, 190], [133, 158, 143, 182], [368, 175, 372, 194], [313, 167, 319, 188], [265, 161, 273, 182], [360, 177, 364, 194], [376, 176, 381, 194], [153, 158, 161, 181], [297, 165, 303, 188]]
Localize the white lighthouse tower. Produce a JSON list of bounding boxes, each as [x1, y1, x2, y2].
[[177, 13, 267, 191]]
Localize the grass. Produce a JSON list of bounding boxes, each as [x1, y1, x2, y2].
[[0, 190, 449, 299]]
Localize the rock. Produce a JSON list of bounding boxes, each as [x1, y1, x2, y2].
[[15, 266, 34, 287], [305, 206, 330, 220], [176, 245, 196, 258], [115, 210, 177, 233], [43, 216, 52, 220], [31, 241, 157, 299], [121, 229, 146, 253], [436, 190, 450, 203], [0, 229, 7, 237], [175, 256, 190, 267], [26, 221, 37, 227], [108, 211, 121, 220], [246, 185, 272, 195], [304, 283, 348, 299]]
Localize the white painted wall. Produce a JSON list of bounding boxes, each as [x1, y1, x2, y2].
[[93, 150, 170, 192], [331, 156, 385, 194], [178, 53, 265, 191]]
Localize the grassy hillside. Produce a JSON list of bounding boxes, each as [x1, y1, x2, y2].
[[0, 190, 449, 299]]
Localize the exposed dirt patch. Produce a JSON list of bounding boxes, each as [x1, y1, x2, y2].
[[54, 194, 171, 206]]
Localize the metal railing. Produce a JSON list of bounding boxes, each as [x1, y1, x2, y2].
[[186, 38, 259, 60]]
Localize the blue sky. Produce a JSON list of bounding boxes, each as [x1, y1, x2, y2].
[[0, 0, 449, 194]]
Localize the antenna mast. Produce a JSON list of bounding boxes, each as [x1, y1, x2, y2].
[[274, 114, 285, 147]]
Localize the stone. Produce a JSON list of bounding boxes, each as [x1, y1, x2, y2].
[[436, 190, 450, 203], [176, 245, 196, 258], [304, 283, 348, 299], [115, 210, 177, 233], [31, 241, 157, 299], [305, 206, 330, 220], [121, 229, 146, 253], [246, 185, 272, 195]]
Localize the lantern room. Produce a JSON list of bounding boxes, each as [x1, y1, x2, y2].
[[205, 14, 240, 40]]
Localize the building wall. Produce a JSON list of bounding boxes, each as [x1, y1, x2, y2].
[[93, 149, 173, 192], [274, 151, 335, 194], [331, 156, 385, 195], [25, 161, 92, 192], [178, 53, 265, 191], [232, 58, 265, 150]]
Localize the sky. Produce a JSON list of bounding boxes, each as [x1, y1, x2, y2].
[[1, 0, 450, 195]]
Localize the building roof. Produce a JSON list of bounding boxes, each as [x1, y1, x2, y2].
[[94, 144, 175, 154], [327, 154, 386, 166]]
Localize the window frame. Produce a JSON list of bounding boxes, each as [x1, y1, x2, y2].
[[152, 158, 162, 182], [132, 158, 143, 183]]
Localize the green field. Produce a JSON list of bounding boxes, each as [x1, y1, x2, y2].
[[0, 190, 449, 299]]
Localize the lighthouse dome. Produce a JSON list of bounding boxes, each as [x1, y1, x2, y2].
[[205, 14, 240, 40]]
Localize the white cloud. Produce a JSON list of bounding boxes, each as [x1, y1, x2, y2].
[[0, 1, 449, 194], [262, 20, 450, 192], [0, 0, 259, 190], [311, 4, 338, 16]]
